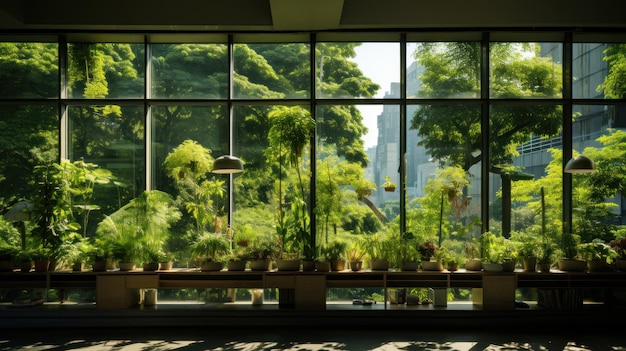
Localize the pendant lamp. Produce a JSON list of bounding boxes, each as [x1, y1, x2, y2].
[[212, 155, 244, 174], [564, 155, 595, 174]]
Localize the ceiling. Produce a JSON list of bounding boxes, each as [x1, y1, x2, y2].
[[1, 0, 626, 33]]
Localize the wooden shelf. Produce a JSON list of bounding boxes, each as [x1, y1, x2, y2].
[[2, 269, 626, 311]]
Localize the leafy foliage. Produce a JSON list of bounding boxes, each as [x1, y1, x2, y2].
[[96, 190, 181, 263], [410, 42, 561, 171]]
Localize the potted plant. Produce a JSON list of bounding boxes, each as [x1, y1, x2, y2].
[[60, 237, 94, 272], [191, 232, 230, 271], [537, 241, 556, 273], [436, 246, 462, 272], [363, 234, 393, 271], [579, 238, 618, 272], [480, 232, 504, 272], [347, 240, 366, 271], [464, 237, 482, 271], [382, 175, 396, 192], [159, 252, 176, 271], [557, 232, 587, 271], [314, 246, 331, 272], [96, 190, 181, 271], [247, 235, 280, 271], [512, 231, 540, 272], [142, 248, 163, 271], [90, 243, 111, 272], [320, 239, 348, 271], [30, 246, 53, 272], [501, 238, 519, 272], [112, 241, 140, 271], [398, 232, 420, 271], [419, 241, 443, 271], [225, 247, 250, 271]]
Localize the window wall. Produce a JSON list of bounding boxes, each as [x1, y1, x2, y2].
[[1, 32, 625, 272]]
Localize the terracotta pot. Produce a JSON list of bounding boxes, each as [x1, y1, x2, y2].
[[350, 261, 363, 271], [587, 259, 612, 272], [502, 259, 516, 272], [523, 256, 537, 272], [201, 261, 223, 271], [330, 259, 347, 271], [447, 262, 459, 272], [227, 260, 246, 271], [557, 259, 587, 272], [421, 260, 443, 271], [119, 262, 136, 271], [315, 261, 331, 272], [301, 259, 316, 272], [92, 261, 107, 272], [143, 262, 159, 271], [275, 258, 300, 271], [465, 258, 482, 271], [249, 259, 271, 271], [400, 261, 419, 271], [537, 262, 552, 273], [34, 259, 50, 272], [159, 261, 173, 270], [72, 262, 84, 272], [370, 259, 389, 271]]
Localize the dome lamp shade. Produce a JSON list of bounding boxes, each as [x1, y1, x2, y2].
[[564, 155, 595, 174], [212, 155, 244, 174]]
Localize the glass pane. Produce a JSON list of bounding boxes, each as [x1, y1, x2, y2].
[[315, 104, 399, 266], [490, 42, 563, 99], [151, 104, 229, 192], [571, 105, 624, 243], [68, 43, 144, 99], [407, 42, 480, 99], [407, 104, 481, 252], [0, 42, 58, 99], [491, 104, 562, 251], [68, 105, 144, 234], [151, 43, 228, 99], [0, 105, 58, 205], [151, 104, 230, 266], [316, 42, 398, 99], [233, 105, 313, 257], [573, 43, 623, 99], [233, 43, 311, 99], [232, 104, 279, 245]]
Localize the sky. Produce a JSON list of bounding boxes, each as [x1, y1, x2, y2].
[[352, 43, 401, 149]]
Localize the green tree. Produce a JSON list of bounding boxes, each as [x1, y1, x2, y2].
[[600, 44, 626, 99], [0, 43, 59, 207], [405, 166, 472, 246], [315, 151, 378, 244], [585, 130, 626, 202], [410, 42, 562, 172]]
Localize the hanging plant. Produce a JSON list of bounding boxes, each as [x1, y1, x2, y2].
[[382, 175, 396, 192]]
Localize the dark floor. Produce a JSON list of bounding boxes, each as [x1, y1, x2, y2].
[[1, 323, 625, 351], [1, 300, 625, 350]]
